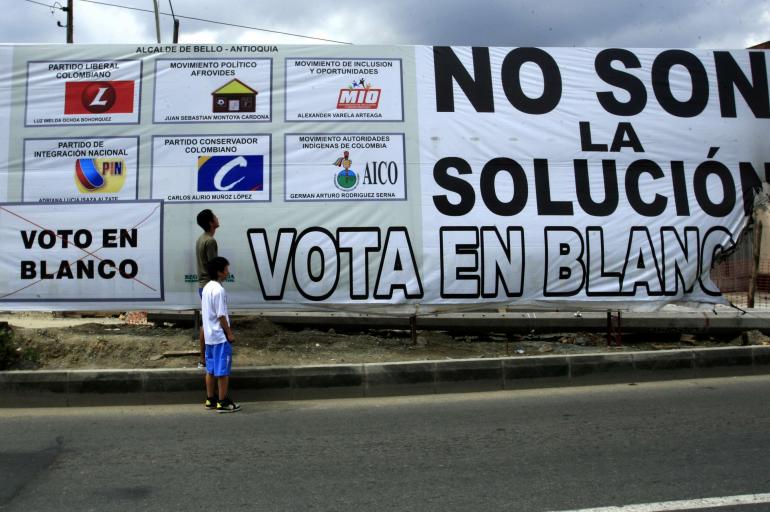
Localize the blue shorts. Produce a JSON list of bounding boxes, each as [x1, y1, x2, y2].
[[205, 342, 232, 377]]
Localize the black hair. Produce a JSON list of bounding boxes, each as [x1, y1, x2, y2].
[[206, 256, 230, 280], [196, 209, 215, 231]]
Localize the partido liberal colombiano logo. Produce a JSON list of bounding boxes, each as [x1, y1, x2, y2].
[[333, 151, 358, 191], [197, 155, 263, 192], [64, 81, 135, 114], [337, 79, 381, 110], [74, 158, 126, 193]]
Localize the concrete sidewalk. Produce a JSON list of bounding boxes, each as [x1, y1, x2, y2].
[[2, 345, 770, 407]]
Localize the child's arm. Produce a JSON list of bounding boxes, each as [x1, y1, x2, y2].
[[218, 316, 234, 343]]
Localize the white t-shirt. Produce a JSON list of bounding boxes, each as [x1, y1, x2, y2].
[[201, 280, 229, 345]]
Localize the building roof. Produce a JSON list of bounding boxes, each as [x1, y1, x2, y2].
[[212, 79, 258, 95]]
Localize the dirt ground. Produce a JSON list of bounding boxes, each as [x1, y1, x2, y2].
[[1, 311, 769, 371]]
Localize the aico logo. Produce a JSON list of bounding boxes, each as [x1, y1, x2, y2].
[[74, 158, 127, 193], [198, 155, 263, 192], [337, 79, 381, 110], [332, 151, 358, 191], [64, 81, 135, 114]]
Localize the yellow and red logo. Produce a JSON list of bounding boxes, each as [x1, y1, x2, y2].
[[337, 79, 381, 109]]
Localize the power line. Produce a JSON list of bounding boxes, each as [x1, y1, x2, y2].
[[77, 0, 352, 44], [23, 0, 72, 42], [23, 0, 61, 9]]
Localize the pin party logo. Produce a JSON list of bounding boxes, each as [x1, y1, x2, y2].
[[74, 158, 127, 193]]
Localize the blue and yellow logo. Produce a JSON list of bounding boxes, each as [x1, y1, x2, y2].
[[74, 158, 126, 193], [197, 155, 263, 192]]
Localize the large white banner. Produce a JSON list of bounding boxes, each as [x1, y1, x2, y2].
[[415, 46, 763, 307], [0, 201, 163, 303], [0, 43, 767, 311]]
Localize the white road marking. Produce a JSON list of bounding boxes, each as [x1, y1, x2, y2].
[[549, 493, 770, 511]]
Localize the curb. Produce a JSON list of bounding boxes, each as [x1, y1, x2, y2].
[[147, 310, 770, 334], [2, 346, 770, 407]]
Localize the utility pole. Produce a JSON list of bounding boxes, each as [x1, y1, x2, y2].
[[152, 0, 161, 43], [169, 0, 179, 43], [65, 0, 73, 43]]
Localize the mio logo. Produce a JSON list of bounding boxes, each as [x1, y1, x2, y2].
[[337, 88, 381, 109]]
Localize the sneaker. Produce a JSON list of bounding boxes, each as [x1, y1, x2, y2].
[[204, 396, 216, 410], [216, 398, 241, 413]]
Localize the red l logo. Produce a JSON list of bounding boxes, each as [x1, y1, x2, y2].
[[64, 81, 135, 114]]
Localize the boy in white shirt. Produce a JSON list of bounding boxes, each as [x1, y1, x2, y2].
[[201, 256, 240, 413]]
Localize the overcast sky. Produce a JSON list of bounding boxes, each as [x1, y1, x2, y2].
[[4, 0, 770, 48]]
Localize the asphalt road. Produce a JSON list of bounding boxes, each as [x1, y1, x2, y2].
[[2, 376, 770, 512]]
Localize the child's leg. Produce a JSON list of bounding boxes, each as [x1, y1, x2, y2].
[[206, 372, 216, 398], [217, 376, 229, 401]]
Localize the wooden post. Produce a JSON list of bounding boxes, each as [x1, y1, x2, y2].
[[748, 221, 763, 308], [606, 310, 622, 346]]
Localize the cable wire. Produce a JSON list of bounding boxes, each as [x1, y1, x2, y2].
[[76, 0, 352, 44], [23, 0, 62, 9], [167, 0, 175, 21]]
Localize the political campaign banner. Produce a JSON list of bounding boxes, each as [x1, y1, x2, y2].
[[25, 59, 142, 126], [0, 43, 767, 312], [153, 57, 272, 123], [22, 137, 139, 202], [415, 46, 766, 307], [151, 134, 271, 203], [285, 133, 407, 201], [0, 201, 163, 302], [285, 57, 404, 122]]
